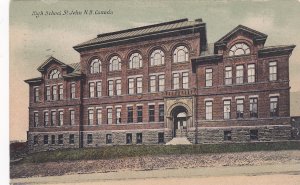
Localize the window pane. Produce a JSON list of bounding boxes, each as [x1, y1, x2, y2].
[[172, 73, 179, 89], [150, 76, 156, 92], [136, 77, 143, 94], [236, 65, 244, 84], [248, 64, 255, 83], [107, 108, 112, 124], [182, 72, 189, 89], [158, 75, 165, 92], [223, 100, 231, 119]]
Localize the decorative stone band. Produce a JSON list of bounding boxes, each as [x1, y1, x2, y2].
[[269, 93, 280, 97]]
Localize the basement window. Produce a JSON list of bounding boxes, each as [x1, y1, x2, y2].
[[87, 134, 93, 144], [158, 132, 164, 144], [224, 131, 232, 141], [126, 133, 132, 144], [250, 130, 258, 141]]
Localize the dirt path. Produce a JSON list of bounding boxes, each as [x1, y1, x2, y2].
[[11, 163, 300, 185]]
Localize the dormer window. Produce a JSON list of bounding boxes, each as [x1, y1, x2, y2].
[[229, 43, 250, 56], [49, 69, 61, 79], [90, 58, 101, 74]]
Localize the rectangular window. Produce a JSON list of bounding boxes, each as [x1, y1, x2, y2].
[[89, 82, 95, 98], [106, 134, 112, 144], [225, 66, 232, 85], [69, 134, 75, 144], [249, 98, 258, 118], [205, 101, 213, 120], [158, 75, 165, 92], [247, 64, 255, 83], [128, 78, 134, 94], [137, 106, 143, 123], [159, 104, 164, 122], [116, 107, 121, 124], [223, 100, 231, 119], [51, 135, 55, 144], [108, 80, 113, 96], [70, 110, 75, 125], [33, 136, 38, 145], [34, 112, 38, 127], [58, 134, 63, 145], [158, 132, 164, 143], [97, 109, 102, 125], [127, 106, 133, 123], [44, 135, 48, 145], [71, 83, 76, 99], [46, 86, 51, 101], [270, 97, 279, 117], [58, 85, 63, 100], [224, 131, 232, 141], [88, 109, 94, 125], [236, 65, 244, 84], [126, 133, 132, 144], [51, 111, 56, 126], [250, 129, 258, 140], [236, 99, 244, 119], [269, 61, 277, 81], [87, 134, 93, 144], [150, 75, 156, 92], [116, 79, 121, 95], [52, 85, 57, 100], [136, 77, 143, 94], [107, 108, 113, 124], [58, 111, 63, 126], [205, 68, 213, 87], [182, 72, 189, 89], [34, 87, 39, 102], [96, 81, 102, 97], [136, 133, 142, 144], [172, 73, 180, 90], [44, 112, 49, 126], [149, 105, 155, 122]]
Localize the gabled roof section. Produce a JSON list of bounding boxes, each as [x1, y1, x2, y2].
[[37, 56, 69, 72], [215, 25, 268, 47], [74, 18, 206, 52]]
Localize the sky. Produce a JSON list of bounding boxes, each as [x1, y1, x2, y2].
[[9, 0, 300, 141]]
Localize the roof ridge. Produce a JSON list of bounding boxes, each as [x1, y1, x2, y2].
[[97, 18, 189, 38]]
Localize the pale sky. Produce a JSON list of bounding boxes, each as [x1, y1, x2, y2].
[[9, 0, 300, 141]]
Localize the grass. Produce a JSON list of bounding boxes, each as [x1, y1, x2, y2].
[[18, 141, 300, 164]]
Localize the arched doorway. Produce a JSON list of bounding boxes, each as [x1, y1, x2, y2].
[[171, 106, 188, 137]]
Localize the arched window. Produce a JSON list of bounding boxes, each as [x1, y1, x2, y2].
[[129, 53, 142, 69], [49, 69, 61, 79], [109, 56, 121, 71], [173, 46, 189, 63], [229, 43, 250, 56], [150, 49, 165, 66], [90, 58, 101, 74]]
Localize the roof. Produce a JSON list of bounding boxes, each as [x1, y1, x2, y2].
[[74, 18, 206, 51], [37, 56, 70, 72], [215, 25, 268, 45]]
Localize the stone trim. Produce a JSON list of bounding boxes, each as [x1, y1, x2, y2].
[[249, 95, 259, 98], [269, 93, 280, 97], [204, 98, 214, 101], [235, 96, 245, 99], [222, 97, 232, 100]]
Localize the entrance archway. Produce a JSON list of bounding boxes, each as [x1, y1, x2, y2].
[[171, 106, 189, 137]]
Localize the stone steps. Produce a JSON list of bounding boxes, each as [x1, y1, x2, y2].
[[166, 137, 192, 145]]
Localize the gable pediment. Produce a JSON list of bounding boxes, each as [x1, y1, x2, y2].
[[214, 25, 267, 53], [37, 56, 69, 72]]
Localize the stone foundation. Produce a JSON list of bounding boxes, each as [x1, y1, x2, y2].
[[28, 125, 292, 152]]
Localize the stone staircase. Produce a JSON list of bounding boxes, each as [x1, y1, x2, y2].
[[166, 137, 192, 145]]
